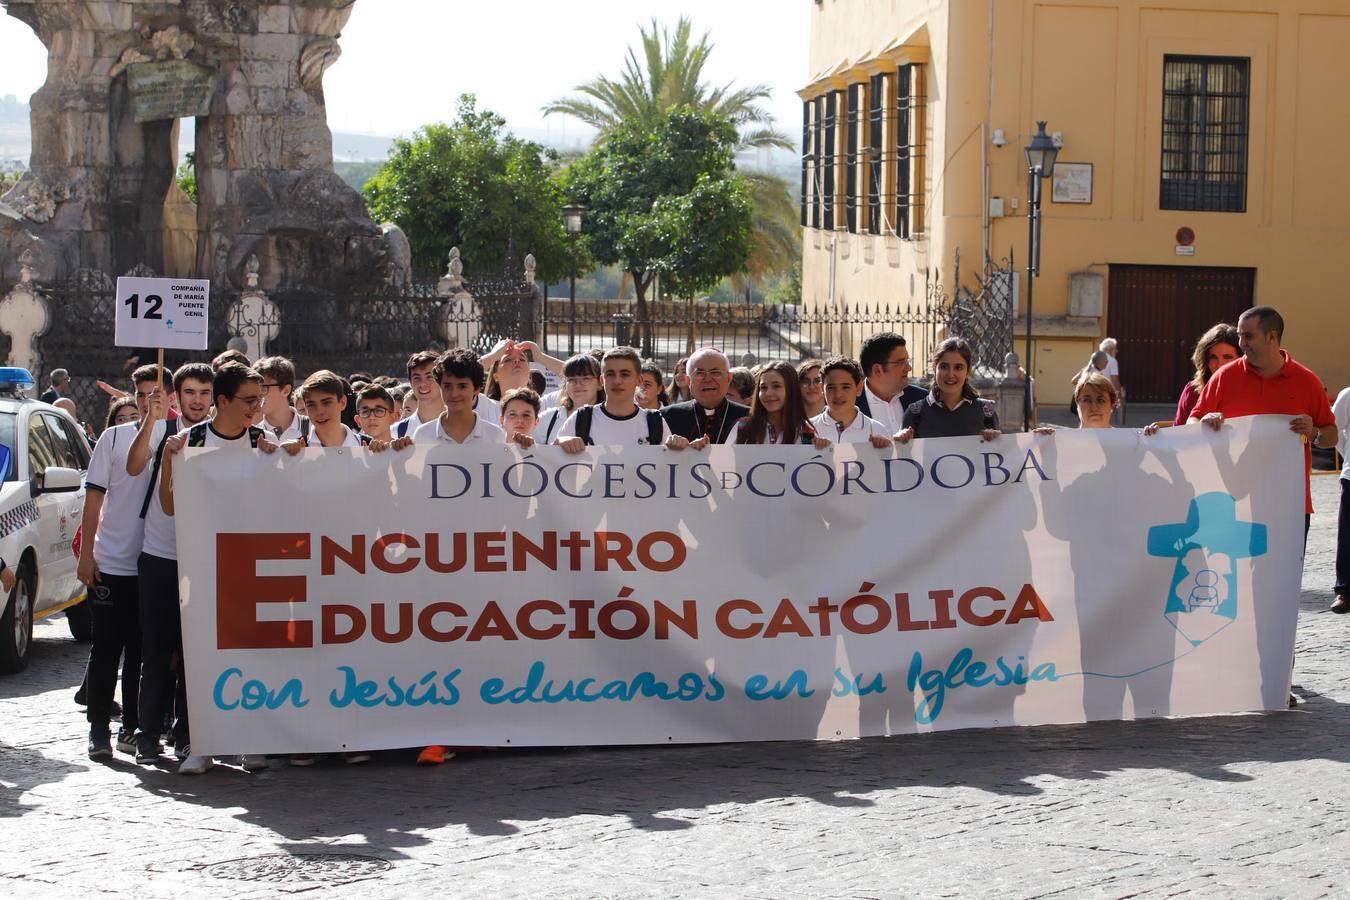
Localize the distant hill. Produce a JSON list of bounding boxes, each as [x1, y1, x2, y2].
[[0, 96, 800, 178]]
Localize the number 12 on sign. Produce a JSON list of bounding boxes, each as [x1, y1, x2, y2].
[[114, 276, 211, 351], [123, 293, 164, 320]]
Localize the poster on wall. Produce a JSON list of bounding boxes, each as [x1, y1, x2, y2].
[[1052, 162, 1094, 204]]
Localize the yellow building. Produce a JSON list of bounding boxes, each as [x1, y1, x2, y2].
[[801, 0, 1350, 406]]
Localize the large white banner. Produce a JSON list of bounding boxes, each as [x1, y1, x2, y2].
[[175, 416, 1305, 756]]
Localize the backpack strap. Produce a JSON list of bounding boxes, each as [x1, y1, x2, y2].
[[186, 422, 209, 448], [357, 431, 373, 446], [543, 408, 562, 445], [248, 425, 266, 448], [138, 418, 180, 519], [575, 405, 594, 445], [644, 410, 664, 446], [298, 415, 311, 441]]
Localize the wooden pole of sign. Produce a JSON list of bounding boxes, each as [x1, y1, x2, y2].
[[156, 348, 165, 401]]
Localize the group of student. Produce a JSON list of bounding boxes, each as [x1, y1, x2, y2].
[[76, 306, 1337, 772]]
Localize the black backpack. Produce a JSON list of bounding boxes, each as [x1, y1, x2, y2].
[[572, 405, 665, 446]]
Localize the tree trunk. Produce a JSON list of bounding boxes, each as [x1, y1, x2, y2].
[[632, 269, 654, 357]]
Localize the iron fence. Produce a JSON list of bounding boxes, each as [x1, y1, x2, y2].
[[32, 258, 1015, 434]]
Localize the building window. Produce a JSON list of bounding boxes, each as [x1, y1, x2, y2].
[[822, 92, 837, 230], [867, 72, 884, 235], [800, 99, 812, 228], [844, 83, 863, 232], [895, 63, 926, 239], [1161, 56, 1249, 213]]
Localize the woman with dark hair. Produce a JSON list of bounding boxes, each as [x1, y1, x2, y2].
[[735, 362, 825, 446], [534, 354, 602, 445], [796, 358, 826, 420], [1173, 323, 1240, 425], [105, 396, 139, 430], [895, 337, 1000, 442], [637, 360, 669, 409]]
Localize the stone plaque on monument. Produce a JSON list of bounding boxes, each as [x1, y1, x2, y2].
[[127, 61, 216, 123]]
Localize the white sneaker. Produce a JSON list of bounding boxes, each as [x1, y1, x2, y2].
[[178, 754, 214, 775], [240, 754, 268, 772]]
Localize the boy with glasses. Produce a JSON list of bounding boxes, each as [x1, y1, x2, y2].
[[355, 384, 402, 445], [254, 356, 310, 443], [154, 363, 276, 774]]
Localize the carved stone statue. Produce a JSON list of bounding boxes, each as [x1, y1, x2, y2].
[[0, 0, 410, 292]]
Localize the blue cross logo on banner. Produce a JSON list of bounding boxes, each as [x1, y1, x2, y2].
[[1147, 492, 1268, 647]]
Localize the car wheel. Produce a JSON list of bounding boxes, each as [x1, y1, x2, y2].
[[66, 597, 92, 643], [0, 564, 35, 674]]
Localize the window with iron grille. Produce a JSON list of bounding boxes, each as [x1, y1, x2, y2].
[[1160, 56, 1249, 213], [867, 73, 884, 235], [820, 93, 837, 230], [800, 99, 812, 228], [845, 83, 862, 232], [894, 63, 927, 238]]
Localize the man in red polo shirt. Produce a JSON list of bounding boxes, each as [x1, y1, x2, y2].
[[1190, 306, 1336, 529], [1190, 305, 1335, 709]]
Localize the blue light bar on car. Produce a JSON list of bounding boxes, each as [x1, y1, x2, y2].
[[0, 368, 36, 394]]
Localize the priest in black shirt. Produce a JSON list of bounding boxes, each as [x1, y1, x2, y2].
[[660, 348, 749, 446]]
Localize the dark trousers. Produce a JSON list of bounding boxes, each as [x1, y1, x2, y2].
[[137, 552, 187, 748], [1337, 478, 1349, 596], [85, 572, 140, 731]]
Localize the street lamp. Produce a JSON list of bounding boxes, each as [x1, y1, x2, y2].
[[1022, 121, 1059, 431], [562, 202, 585, 354]]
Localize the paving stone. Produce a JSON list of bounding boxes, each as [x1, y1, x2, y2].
[[1, 476, 1348, 897]]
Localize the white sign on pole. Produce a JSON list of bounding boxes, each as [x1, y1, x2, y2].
[[114, 276, 211, 351]]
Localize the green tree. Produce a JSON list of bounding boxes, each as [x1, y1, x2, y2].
[[546, 17, 798, 293], [364, 95, 574, 281], [567, 108, 752, 354], [175, 152, 197, 204], [544, 17, 789, 152]]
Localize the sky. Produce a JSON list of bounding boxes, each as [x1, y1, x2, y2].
[[0, 1, 810, 149]]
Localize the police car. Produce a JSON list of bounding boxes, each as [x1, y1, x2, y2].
[[0, 368, 90, 673]]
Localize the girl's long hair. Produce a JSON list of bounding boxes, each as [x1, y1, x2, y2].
[[737, 362, 811, 444], [928, 336, 980, 403]]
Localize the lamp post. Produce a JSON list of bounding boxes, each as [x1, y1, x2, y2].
[[562, 201, 585, 354], [1022, 121, 1059, 431]]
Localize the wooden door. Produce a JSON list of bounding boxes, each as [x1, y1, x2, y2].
[[1106, 265, 1255, 402]]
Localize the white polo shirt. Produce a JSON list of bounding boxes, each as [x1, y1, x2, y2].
[[394, 406, 438, 440], [85, 421, 158, 577], [303, 425, 365, 448], [811, 409, 889, 445], [475, 394, 502, 422], [260, 407, 306, 444], [412, 415, 506, 446]]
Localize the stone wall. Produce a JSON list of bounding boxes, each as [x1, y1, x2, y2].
[[0, 1, 406, 292]]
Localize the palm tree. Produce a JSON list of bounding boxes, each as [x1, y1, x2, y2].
[[546, 17, 801, 312], [544, 17, 792, 152]]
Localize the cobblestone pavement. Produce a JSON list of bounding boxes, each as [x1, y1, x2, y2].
[[3, 478, 1349, 899]]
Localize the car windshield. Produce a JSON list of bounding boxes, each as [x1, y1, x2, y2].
[[0, 413, 14, 482]]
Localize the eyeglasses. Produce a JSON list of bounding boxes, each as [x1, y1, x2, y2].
[[233, 395, 264, 409], [882, 357, 911, 368], [800, 377, 824, 387], [259, 382, 282, 394], [357, 407, 390, 418], [691, 369, 727, 379]]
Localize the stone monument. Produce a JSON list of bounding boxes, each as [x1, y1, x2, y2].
[[0, 0, 409, 292]]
